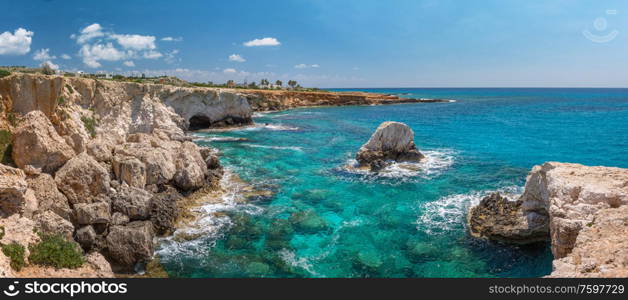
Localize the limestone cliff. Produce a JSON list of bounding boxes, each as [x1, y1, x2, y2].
[[468, 162, 628, 277]]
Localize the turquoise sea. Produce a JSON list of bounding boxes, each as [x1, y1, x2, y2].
[[157, 88, 628, 278]]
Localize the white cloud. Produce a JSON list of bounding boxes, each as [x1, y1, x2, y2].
[[161, 36, 183, 42], [243, 37, 280, 47], [73, 23, 104, 44], [33, 48, 56, 61], [223, 68, 237, 74], [73, 23, 167, 68], [79, 42, 130, 68], [61, 54, 72, 60], [111, 34, 156, 50], [0, 28, 34, 55], [228, 54, 246, 62], [294, 64, 320, 69], [123, 61, 135, 67], [41, 61, 59, 70]]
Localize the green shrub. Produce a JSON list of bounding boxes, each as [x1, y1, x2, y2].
[[0, 69, 10, 78], [0, 130, 13, 165], [57, 96, 65, 105], [2, 243, 26, 271], [65, 84, 74, 93], [80, 116, 97, 138], [29, 233, 84, 269], [64, 73, 75, 77]]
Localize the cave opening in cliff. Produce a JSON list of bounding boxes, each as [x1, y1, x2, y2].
[[188, 115, 212, 130]]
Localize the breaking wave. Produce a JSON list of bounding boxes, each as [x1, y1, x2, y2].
[[340, 149, 456, 179]]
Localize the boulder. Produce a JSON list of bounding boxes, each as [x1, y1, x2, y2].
[[74, 202, 111, 225], [0, 164, 38, 216], [114, 143, 176, 185], [150, 186, 182, 235], [11, 110, 75, 173], [34, 211, 74, 240], [86, 139, 114, 163], [467, 193, 549, 244], [55, 152, 111, 204], [105, 221, 155, 269], [173, 142, 207, 191], [112, 155, 147, 189], [27, 173, 72, 220], [0, 251, 15, 278], [356, 122, 424, 171], [111, 212, 130, 226], [0, 215, 39, 258], [112, 185, 152, 220], [75, 226, 97, 251]]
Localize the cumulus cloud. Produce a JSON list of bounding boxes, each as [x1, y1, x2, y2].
[[161, 36, 183, 42], [123, 61, 135, 67], [111, 34, 156, 50], [243, 37, 280, 47], [72, 23, 165, 68], [228, 54, 246, 62], [294, 64, 320, 69], [0, 28, 34, 55], [61, 54, 72, 60], [223, 68, 237, 74], [72, 23, 104, 44], [33, 48, 56, 61]]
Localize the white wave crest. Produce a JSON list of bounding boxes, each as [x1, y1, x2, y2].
[[193, 136, 248, 142], [415, 185, 523, 235], [342, 149, 455, 179]]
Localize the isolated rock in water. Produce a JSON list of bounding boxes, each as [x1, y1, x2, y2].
[[549, 206, 628, 278], [105, 221, 155, 269], [0, 164, 38, 216], [11, 110, 75, 173], [55, 152, 111, 204], [27, 173, 72, 221], [467, 192, 549, 244], [356, 121, 424, 171]]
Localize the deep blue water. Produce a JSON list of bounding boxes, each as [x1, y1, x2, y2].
[[157, 88, 628, 278]]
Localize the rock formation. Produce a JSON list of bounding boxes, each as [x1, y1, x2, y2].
[[0, 73, 228, 276], [468, 162, 628, 277], [356, 121, 424, 171]]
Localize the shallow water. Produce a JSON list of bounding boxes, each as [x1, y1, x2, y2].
[[157, 88, 628, 278]]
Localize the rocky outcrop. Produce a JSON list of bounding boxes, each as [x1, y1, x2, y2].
[[0, 164, 38, 217], [11, 111, 75, 173], [26, 173, 72, 220], [55, 152, 111, 204], [105, 221, 154, 270], [468, 162, 628, 277], [468, 193, 548, 244], [356, 122, 424, 171]]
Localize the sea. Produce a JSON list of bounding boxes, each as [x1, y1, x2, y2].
[[156, 88, 628, 278]]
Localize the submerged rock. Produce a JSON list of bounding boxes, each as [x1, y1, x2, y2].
[[356, 121, 424, 172], [289, 210, 329, 233]]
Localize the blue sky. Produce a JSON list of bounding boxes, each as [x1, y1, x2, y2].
[[1, 0, 628, 87]]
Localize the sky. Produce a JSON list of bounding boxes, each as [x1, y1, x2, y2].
[[1, 0, 628, 88]]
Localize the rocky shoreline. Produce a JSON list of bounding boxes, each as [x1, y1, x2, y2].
[[468, 162, 628, 277]]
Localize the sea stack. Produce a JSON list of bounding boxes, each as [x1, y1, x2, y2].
[[356, 122, 424, 172]]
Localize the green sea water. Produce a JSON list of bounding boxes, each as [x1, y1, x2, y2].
[[156, 88, 628, 278]]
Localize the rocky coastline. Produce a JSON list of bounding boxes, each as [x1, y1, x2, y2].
[[468, 162, 628, 277]]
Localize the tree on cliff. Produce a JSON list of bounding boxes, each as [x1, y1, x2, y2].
[[288, 80, 297, 89], [275, 80, 282, 87]]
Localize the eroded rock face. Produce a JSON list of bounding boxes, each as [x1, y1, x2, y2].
[[27, 173, 72, 221], [173, 142, 207, 191], [55, 152, 111, 204], [0, 164, 38, 216], [467, 193, 549, 244], [74, 202, 111, 225], [105, 221, 155, 270], [112, 155, 147, 189], [150, 186, 182, 236], [549, 206, 628, 278], [112, 185, 152, 221], [11, 111, 75, 173], [35, 211, 74, 240], [356, 122, 424, 171], [468, 162, 628, 277]]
